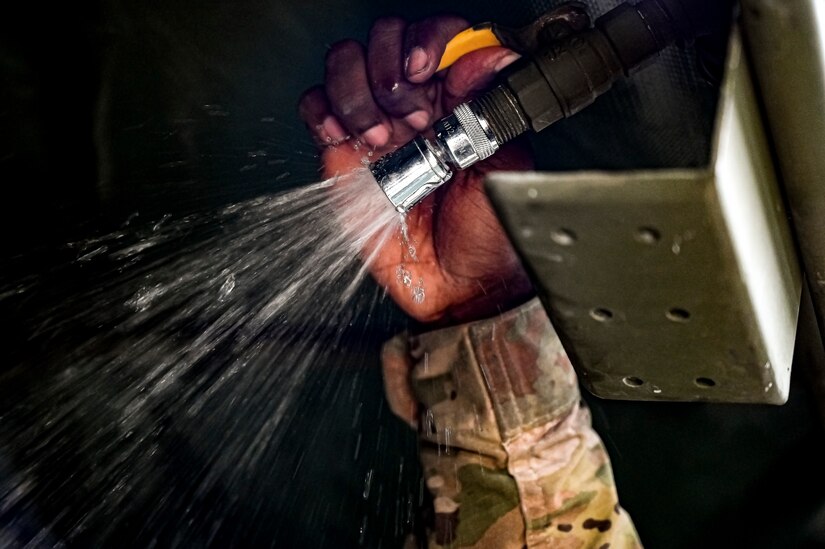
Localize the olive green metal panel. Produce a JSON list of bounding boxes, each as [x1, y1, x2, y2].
[[742, 1, 825, 342], [486, 31, 801, 403]]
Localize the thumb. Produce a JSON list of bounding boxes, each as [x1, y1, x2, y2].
[[442, 47, 520, 110]]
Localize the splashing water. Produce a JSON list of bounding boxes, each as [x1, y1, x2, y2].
[[397, 216, 425, 305], [0, 168, 420, 545]]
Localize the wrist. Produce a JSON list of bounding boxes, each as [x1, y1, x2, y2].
[[419, 279, 535, 330]]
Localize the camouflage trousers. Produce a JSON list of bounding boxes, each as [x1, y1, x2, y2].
[[383, 298, 642, 548]]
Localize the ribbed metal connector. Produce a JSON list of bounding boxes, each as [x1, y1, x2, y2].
[[473, 86, 530, 144], [453, 103, 497, 160]]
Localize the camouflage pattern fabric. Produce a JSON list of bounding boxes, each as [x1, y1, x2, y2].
[[382, 298, 641, 548]]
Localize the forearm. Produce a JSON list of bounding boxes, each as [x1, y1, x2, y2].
[[383, 298, 641, 548]]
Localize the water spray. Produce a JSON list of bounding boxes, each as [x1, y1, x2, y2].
[[370, 0, 730, 212]]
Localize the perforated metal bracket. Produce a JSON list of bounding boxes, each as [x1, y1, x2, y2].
[[485, 30, 801, 404]]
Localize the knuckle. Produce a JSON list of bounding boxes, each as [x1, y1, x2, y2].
[[429, 14, 469, 30], [410, 15, 469, 45], [370, 16, 405, 37], [326, 39, 363, 68], [337, 94, 371, 119], [372, 83, 409, 111], [372, 16, 405, 29], [331, 89, 367, 117], [297, 85, 324, 109]]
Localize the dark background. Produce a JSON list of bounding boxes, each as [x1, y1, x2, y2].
[[1, 0, 824, 547]]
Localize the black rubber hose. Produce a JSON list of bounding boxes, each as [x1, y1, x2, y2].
[[473, 0, 734, 140]]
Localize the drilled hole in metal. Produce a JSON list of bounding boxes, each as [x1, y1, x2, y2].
[[590, 308, 613, 322], [550, 229, 577, 246], [635, 227, 661, 245], [623, 376, 644, 387], [695, 377, 716, 388], [667, 308, 691, 322]]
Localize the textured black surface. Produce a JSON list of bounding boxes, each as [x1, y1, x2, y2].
[[1, 1, 824, 548]]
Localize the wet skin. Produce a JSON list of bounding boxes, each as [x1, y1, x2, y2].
[[299, 16, 535, 326]]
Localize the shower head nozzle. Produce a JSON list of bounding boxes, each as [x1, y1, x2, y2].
[[369, 137, 452, 213], [369, 88, 523, 212]]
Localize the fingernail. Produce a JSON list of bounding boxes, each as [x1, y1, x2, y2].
[[494, 52, 521, 72], [404, 110, 430, 131], [362, 124, 390, 148], [322, 116, 347, 143], [405, 47, 429, 78]]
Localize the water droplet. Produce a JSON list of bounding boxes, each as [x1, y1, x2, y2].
[[127, 284, 167, 312], [412, 282, 425, 304], [551, 228, 577, 246], [424, 409, 435, 436], [76, 245, 108, 262], [359, 514, 368, 545], [152, 214, 172, 232], [219, 274, 235, 300], [396, 266, 413, 288], [363, 469, 373, 499], [672, 236, 683, 255]]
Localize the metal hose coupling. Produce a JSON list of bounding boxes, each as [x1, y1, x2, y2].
[[370, 86, 529, 212], [369, 0, 731, 212]]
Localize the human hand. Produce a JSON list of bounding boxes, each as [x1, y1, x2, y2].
[[299, 16, 535, 325]]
